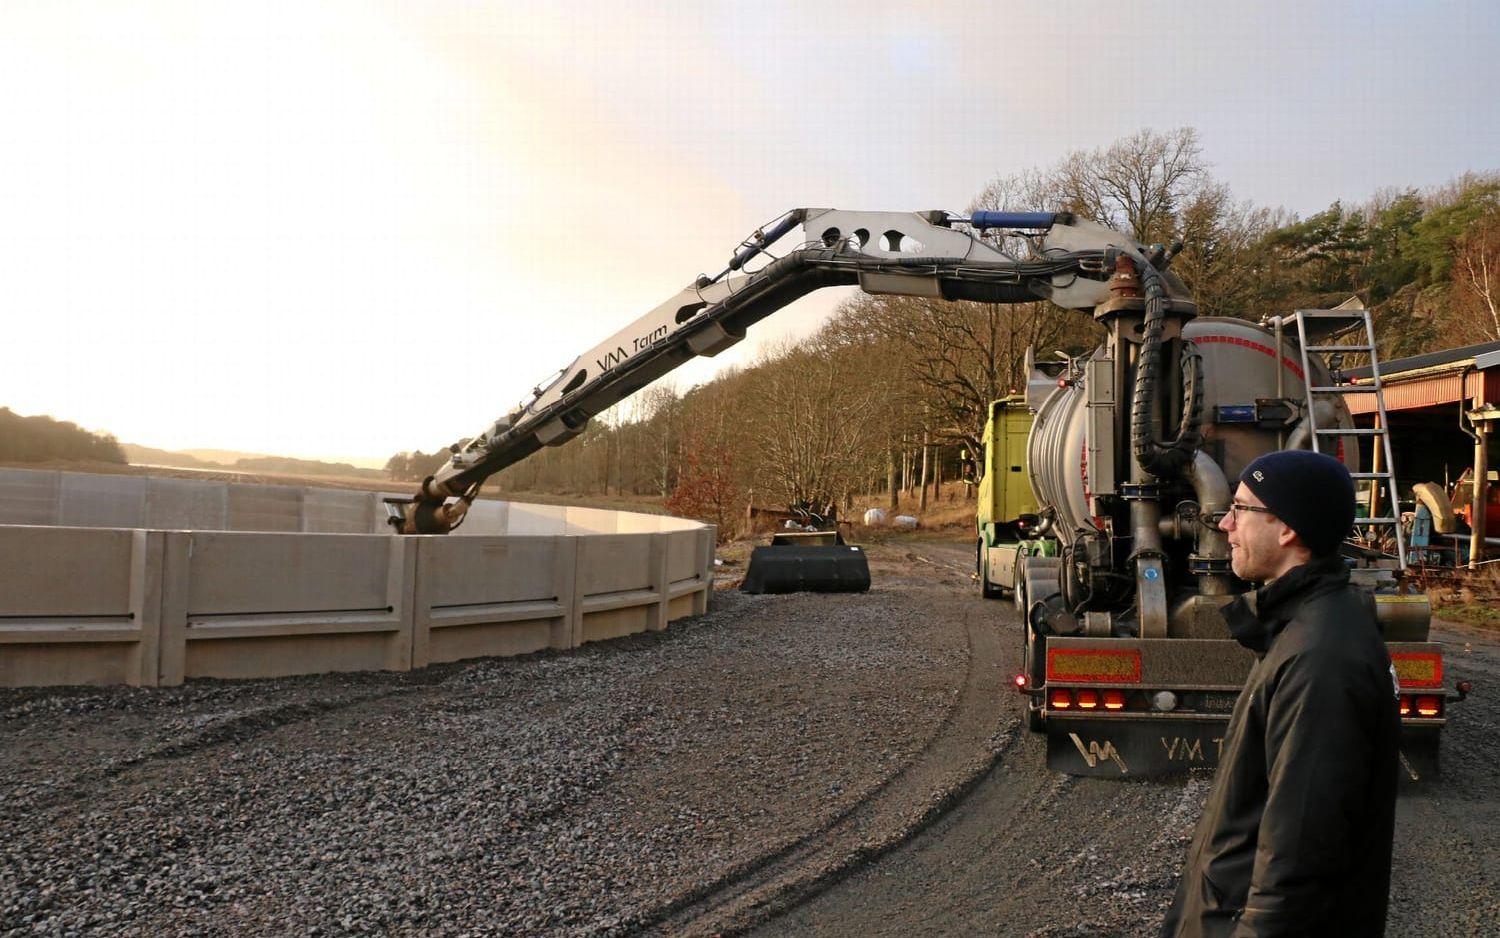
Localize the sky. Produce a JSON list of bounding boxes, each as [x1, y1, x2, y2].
[[2, 1, 1498, 466]]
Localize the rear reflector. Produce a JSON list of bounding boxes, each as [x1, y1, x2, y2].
[[1049, 688, 1073, 709], [1046, 648, 1143, 683], [1415, 695, 1441, 717], [1103, 689, 1127, 711], [1391, 652, 1443, 688]]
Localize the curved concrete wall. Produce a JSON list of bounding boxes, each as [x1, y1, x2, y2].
[[0, 470, 715, 688]]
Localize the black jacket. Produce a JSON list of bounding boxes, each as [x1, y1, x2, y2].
[[1161, 555, 1401, 938]]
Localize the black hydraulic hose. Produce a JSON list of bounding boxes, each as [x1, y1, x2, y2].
[[1130, 259, 1204, 478]]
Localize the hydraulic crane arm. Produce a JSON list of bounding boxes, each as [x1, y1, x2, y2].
[[388, 208, 1156, 534]]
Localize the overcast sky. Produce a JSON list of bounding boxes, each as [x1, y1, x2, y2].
[[2, 0, 1497, 465]]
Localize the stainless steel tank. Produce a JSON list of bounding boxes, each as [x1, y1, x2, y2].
[[1027, 317, 1360, 541]]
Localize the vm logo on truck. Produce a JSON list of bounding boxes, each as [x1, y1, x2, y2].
[[1069, 733, 1128, 773]]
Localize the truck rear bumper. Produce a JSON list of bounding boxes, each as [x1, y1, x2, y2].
[[1044, 715, 1229, 776]]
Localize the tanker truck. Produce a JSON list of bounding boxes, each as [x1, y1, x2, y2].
[[381, 206, 1465, 777], [1006, 296, 1465, 775]]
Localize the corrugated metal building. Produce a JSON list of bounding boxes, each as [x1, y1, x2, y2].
[[1346, 340, 1500, 491]]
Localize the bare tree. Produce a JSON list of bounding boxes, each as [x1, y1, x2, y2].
[[1170, 182, 1282, 318], [739, 339, 889, 511], [1053, 127, 1208, 243], [1454, 211, 1500, 340], [856, 292, 1096, 461]]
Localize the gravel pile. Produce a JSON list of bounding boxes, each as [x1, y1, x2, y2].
[[1, 554, 973, 936]]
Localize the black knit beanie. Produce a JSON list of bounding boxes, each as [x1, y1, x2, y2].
[[1239, 450, 1355, 557]]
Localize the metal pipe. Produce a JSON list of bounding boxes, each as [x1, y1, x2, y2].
[[1188, 451, 1233, 596], [1471, 420, 1489, 570], [1285, 400, 1340, 450]]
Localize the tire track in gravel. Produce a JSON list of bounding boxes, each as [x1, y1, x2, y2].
[[1, 691, 399, 822], [759, 598, 1500, 937], [637, 604, 1013, 937]]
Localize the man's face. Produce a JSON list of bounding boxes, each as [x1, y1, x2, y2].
[[1218, 483, 1296, 583]]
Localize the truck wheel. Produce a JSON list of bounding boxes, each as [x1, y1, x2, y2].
[[1013, 556, 1028, 614]]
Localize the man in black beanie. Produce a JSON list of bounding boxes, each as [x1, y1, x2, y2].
[[1161, 449, 1400, 938]]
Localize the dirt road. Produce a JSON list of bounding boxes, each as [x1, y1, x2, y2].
[[2, 539, 1495, 936], [761, 541, 1500, 938]]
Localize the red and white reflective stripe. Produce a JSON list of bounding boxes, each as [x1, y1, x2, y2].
[[1194, 334, 1306, 381]]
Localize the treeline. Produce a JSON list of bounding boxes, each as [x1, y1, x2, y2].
[[0, 408, 126, 464], [230, 456, 383, 480], [385, 128, 1500, 533], [123, 443, 384, 479]]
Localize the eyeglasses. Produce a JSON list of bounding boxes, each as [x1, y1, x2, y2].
[[1226, 502, 1275, 518]]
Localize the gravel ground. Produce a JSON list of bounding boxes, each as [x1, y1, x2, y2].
[[0, 543, 988, 936], [4, 539, 1496, 937]]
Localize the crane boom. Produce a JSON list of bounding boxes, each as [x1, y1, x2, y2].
[[388, 208, 1156, 534]]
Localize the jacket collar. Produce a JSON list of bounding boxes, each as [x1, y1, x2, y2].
[[1222, 554, 1350, 655]]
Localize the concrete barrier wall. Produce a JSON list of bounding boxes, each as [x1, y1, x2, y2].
[[0, 470, 715, 687], [0, 469, 700, 536]]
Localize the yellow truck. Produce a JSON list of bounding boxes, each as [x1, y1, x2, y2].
[[975, 395, 1051, 598]]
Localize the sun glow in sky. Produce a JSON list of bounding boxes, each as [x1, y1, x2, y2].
[[2, 1, 1497, 464]]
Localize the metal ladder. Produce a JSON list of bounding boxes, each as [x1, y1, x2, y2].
[[1286, 308, 1406, 567]]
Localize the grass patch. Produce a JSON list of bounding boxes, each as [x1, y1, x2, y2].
[[1431, 602, 1500, 629]]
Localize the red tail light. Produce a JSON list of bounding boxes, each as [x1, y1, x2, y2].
[[1399, 696, 1411, 717], [1049, 688, 1073, 709], [1103, 689, 1127, 711], [1014, 673, 1029, 690], [1076, 689, 1100, 710], [1415, 695, 1441, 717]]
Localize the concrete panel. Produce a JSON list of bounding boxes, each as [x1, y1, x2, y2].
[[665, 530, 701, 581], [0, 469, 60, 525], [0, 529, 162, 686], [0, 642, 141, 686], [506, 503, 567, 536], [58, 472, 146, 528], [0, 526, 136, 616], [226, 484, 302, 532], [184, 533, 396, 615], [183, 633, 398, 681], [146, 477, 228, 530], [160, 531, 414, 685], [303, 489, 378, 533], [576, 534, 654, 595], [416, 536, 562, 606], [579, 605, 654, 644], [454, 500, 510, 536], [412, 535, 574, 667], [614, 512, 658, 534], [423, 619, 556, 664], [564, 507, 619, 535]]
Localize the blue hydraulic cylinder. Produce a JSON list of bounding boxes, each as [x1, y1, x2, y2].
[[969, 211, 1057, 230], [729, 212, 805, 272]]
